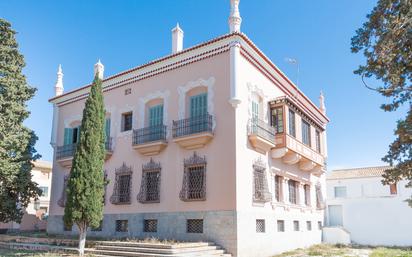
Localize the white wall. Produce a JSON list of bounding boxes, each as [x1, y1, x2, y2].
[[326, 177, 412, 246]]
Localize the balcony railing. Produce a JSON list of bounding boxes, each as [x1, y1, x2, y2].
[[248, 118, 276, 144], [56, 137, 113, 160], [172, 113, 213, 138], [133, 125, 167, 145]]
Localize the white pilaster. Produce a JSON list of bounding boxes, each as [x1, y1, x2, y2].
[[228, 41, 241, 108]]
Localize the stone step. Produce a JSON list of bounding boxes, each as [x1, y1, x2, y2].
[[95, 245, 221, 254], [96, 241, 214, 249], [87, 248, 227, 257]]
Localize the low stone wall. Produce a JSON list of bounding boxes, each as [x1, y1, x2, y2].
[[48, 210, 237, 255]]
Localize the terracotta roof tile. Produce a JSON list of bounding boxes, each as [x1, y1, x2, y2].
[[327, 166, 392, 180]]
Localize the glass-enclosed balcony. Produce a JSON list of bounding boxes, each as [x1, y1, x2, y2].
[[172, 113, 214, 149]]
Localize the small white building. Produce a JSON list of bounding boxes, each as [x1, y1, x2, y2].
[[325, 166, 412, 246]]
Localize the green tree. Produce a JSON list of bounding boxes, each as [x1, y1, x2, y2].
[[351, 0, 412, 204], [63, 74, 106, 256], [0, 18, 41, 223]]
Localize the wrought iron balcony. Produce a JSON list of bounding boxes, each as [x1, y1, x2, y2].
[[172, 114, 214, 150], [133, 125, 167, 145], [172, 113, 213, 138], [248, 118, 276, 153]]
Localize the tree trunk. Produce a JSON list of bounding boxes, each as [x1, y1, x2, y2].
[[78, 224, 87, 256]]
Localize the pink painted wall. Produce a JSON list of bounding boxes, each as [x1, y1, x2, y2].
[[49, 51, 237, 216]]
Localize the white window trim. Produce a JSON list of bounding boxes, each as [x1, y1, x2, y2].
[[247, 83, 268, 122], [177, 77, 215, 122]]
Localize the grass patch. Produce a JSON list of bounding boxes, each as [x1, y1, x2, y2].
[[370, 247, 412, 257], [273, 244, 352, 257]]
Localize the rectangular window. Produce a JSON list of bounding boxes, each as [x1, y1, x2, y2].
[[271, 107, 284, 134], [149, 105, 164, 126], [334, 186, 347, 198], [252, 100, 259, 120], [302, 120, 311, 146], [289, 110, 296, 137], [390, 183, 397, 195], [39, 186, 49, 197], [275, 175, 282, 202], [145, 171, 160, 202], [256, 219, 265, 233], [318, 221, 322, 230], [190, 93, 208, 118], [288, 180, 297, 204], [304, 184, 310, 206], [293, 220, 300, 231], [119, 175, 131, 203], [307, 221, 312, 231], [187, 166, 205, 200], [122, 112, 133, 132], [72, 126, 80, 144], [115, 220, 128, 232], [187, 219, 203, 233], [316, 130, 321, 153], [277, 220, 285, 232], [143, 219, 158, 233]]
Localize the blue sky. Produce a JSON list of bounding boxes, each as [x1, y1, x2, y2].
[[0, 0, 403, 170]]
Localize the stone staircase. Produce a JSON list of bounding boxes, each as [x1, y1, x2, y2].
[[87, 241, 231, 257]]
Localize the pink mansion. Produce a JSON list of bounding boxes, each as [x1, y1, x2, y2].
[[48, 1, 329, 256]]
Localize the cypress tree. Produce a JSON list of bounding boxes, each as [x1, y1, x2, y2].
[[0, 18, 41, 223], [64, 73, 106, 256]]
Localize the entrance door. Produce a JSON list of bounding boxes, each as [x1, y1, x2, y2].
[[328, 205, 343, 226]]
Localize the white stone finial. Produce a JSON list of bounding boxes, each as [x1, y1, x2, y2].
[[319, 90, 326, 114], [54, 64, 64, 96], [94, 59, 104, 80], [229, 0, 242, 33], [172, 23, 184, 54]]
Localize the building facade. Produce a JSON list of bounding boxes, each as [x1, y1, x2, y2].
[[47, 1, 329, 256], [0, 160, 52, 232], [325, 166, 412, 246]]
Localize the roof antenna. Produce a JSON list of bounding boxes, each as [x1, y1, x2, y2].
[[285, 57, 300, 88]]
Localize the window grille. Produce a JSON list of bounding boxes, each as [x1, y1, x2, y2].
[[180, 152, 206, 201], [256, 219, 265, 233], [103, 171, 108, 205], [318, 221, 322, 230], [271, 107, 284, 133], [307, 221, 312, 231], [143, 219, 158, 233], [277, 220, 285, 232], [304, 184, 311, 206], [289, 109, 296, 137], [110, 163, 132, 205], [253, 159, 272, 203], [116, 220, 128, 232], [316, 183, 325, 209], [274, 175, 282, 202], [293, 220, 300, 231], [58, 175, 69, 207], [187, 219, 203, 233], [138, 159, 161, 203], [288, 180, 297, 204]]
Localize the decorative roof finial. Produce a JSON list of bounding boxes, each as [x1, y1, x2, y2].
[[319, 90, 326, 114], [94, 59, 104, 80], [229, 0, 242, 33], [54, 64, 64, 96]]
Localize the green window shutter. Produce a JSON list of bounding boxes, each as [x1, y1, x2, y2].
[[149, 105, 163, 126], [105, 118, 111, 141], [252, 101, 259, 120], [64, 128, 73, 145], [190, 93, 207, 118], [76, 126, 81, 143]]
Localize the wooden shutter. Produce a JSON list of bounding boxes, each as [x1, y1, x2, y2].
[[105, 118, 111, 141], [190, 93, 207, 118], [149, 105, 163, 126], [63, 128, 73, 145]]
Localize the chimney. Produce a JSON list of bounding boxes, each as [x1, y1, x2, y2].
[[229, 0, 242, 33], [94, 59, 104, 79], [54, 64, 64, 96], [172, 23, 184, 54]]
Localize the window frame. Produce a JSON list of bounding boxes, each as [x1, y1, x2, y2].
[[306, 221, 312, 231], [293, 220, 300, 231], [288, 109, 296, 137], [277, 220, 285, 232], [288, 180, 297, 204], [315, 130, 321, 153], [334, 186, 347, 198], [256, 219, 265, 233], [121, 112, 133, 132], [301, 119, 311, 146], [271, 106, 284, 134]]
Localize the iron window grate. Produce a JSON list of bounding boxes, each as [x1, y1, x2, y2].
[[116, 220, 128, 232], [253, 159, 271, 203], [110, 163, 133, 205], [187, 219, 203, 233], [277, 220, 285, 232], [293, 220, 300, 231], [138, 159, 161, 203], [256, 219, 265, 233], [180, 152, 207, 201], [307, 221, 312, 231], [143, 219, 158, 233]]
